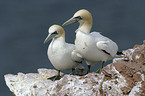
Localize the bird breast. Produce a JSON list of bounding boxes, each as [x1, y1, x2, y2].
[[48, 41, 78, 70]]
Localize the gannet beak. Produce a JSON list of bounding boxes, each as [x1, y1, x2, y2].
[[44, 33, 56, 44], [62, 17, 79, 26]]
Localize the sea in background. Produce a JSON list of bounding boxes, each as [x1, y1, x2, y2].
[[1, 0, 145, 95]]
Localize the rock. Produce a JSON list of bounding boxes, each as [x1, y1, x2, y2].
[[5, 69, 104, 96], [4, 40, 145, 96]]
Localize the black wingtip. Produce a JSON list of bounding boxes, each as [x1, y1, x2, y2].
[[117, 51, 123, 55], [102, 50, 111, 55]]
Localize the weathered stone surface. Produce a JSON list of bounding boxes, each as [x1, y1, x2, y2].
[[4, 40, 145, 96], [5, 69, 104, 96], [112, 40, 145, 95]]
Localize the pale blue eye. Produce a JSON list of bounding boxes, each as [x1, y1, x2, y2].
[[75, 16, 82, 20], [52, 31, 58, 35]]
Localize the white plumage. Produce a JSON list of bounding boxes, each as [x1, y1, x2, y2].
[[44, 25, 83, 79], [63, 9, 119, 73]]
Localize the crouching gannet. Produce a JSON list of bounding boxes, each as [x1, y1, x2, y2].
[[63, 9, 120, 73], [44, 25, 83, 80]]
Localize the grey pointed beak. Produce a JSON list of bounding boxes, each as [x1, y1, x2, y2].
[[62, 17, 78, 26], [44, 33, 56, 44]]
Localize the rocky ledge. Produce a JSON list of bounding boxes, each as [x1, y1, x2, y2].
[[4, 40, 145, 96]]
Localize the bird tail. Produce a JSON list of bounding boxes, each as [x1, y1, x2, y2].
[[114, 51, 124, 58], [117, 51, 123, 55]]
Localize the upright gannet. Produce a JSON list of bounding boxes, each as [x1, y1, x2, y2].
[[63, 9, 119, 73], [44, 25, 83, 80]]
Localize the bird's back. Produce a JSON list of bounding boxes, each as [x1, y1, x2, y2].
[[75, 31, 118, 63], [91, 32, 118, 57]]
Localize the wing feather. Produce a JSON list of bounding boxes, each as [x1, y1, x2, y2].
[[96, 40, 118, 57]]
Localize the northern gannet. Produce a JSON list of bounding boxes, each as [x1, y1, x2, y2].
[[44, 25, 83, 80], [63, 9, 119, 73]]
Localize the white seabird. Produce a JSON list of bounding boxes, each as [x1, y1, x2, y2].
[[63, 9, 120, 73], [44, 25, 83, 80]]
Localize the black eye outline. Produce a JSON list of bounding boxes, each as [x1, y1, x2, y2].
[[74, 16, 82, 20], [52, 31, 58, 35]]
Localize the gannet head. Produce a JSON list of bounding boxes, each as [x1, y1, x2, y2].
[[62, 9, 93, 33], [44, 25, 65, 44]]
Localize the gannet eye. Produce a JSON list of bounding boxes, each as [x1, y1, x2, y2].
[[52, 31, 58, 35], [74, 16, 82, 20]]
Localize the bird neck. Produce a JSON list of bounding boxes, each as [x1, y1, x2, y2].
[[53, 35, 65, 43], [78, 20, 92, 34]]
